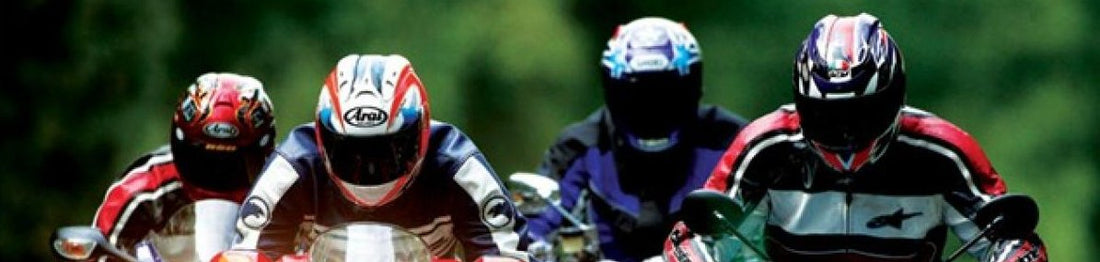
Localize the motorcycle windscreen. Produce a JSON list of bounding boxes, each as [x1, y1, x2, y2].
[[309, 223, 432, 262], [143, 203, 197, 262], [142, 199, 239, 262]]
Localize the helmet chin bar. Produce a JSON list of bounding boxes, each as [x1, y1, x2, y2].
[[624, 129, 681, 153], [813, 142, 875, 172], [808, 119, 898, 173]]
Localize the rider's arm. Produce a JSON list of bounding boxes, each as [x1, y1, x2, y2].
[[91, 153, 182, 255], [529, 112, 601, 242], [908, 117, 1048, 261], [704, 109, 799, 205], [525, 152, 590, 243], [535, 134, 586, 181], [665, 109, 798, 260], [451, 154, 530, 261], [232, 155, 309, 258], [941, 163, 1048, 262], [938, 156, 1049, 261]]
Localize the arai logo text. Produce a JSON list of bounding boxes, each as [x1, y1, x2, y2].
[[203, 122, 239, 138], [343, 106, 388, 127]]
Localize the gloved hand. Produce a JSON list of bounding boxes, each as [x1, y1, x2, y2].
[[528, 239, 555, 262], [983, 234, 1047, 262], [662, 222, 711, 262]]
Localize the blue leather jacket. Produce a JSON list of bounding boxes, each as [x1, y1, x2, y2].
[[527, 105, 746, 262]]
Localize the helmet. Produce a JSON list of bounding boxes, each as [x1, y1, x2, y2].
[[600, 17, 703, 153], [314, 54, 430, 207], [171, 73, 276, 192], [792, 13, 906, 172]]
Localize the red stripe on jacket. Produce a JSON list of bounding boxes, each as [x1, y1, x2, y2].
[[900, 114, 1006, 195], [705, 109, 800, 192], [93, 161, 181, 236]]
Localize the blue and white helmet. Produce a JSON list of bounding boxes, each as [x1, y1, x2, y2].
[[602, 17, 701, 79], [315, 54, 430, 207], [600, 17, 703, 153]]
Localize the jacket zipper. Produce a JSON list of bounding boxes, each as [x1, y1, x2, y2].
[[843, 179, 854, 255]]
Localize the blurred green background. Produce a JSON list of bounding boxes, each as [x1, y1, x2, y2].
[[6, 0, 1097, 260]]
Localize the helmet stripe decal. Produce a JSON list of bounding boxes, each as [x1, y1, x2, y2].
[[865, 72, 880, 94], [388, 64, 423, 129], [324, 70, 346, 132]]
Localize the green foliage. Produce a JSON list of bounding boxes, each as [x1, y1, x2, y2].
[[6, 0, 1097, 260]]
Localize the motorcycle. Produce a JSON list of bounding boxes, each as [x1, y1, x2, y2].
[[287, 221, 435, 262], [666, 190, 1041, 262], [506, 172, 599, 262], [50, 199, 240, 262], [211, 221, 519, 262], [53, 221, 520, 262]]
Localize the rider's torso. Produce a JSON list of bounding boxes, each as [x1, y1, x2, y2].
[[724, 106, 1003, 261], [306, 168, 465, 256], [755, 144, 961, 261], [245, 122, 527, 261], [549, 105, 747, 261]]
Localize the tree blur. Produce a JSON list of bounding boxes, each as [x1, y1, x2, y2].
[[6, 0, 1097, 260]]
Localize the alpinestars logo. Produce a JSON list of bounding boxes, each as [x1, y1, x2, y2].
[[480, 195, 514, 229], [867, 208, 923, 229], [240, 196, 271, 229]]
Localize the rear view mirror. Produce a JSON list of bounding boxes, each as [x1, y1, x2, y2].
[[507, 172, 561, 216], [945, 194, 1040, 262], [50, 226, 137, 262], [679, 189, 770, 260], [974, 194, 1039, 239], [680, 189, 745, 235]]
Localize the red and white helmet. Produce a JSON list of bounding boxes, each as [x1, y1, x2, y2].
[[171, 73, 276, 195], [314, 54, 430, 207]]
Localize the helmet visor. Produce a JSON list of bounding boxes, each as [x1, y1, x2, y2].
[[319, 123, 422, 186], [604, 70, 700, 139], [795, 91, 901, 152], [171, 142, 261, 191]]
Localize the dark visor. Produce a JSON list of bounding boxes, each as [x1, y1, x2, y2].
[[171, 142, 257, 191], [795, 89, 901, 151], [603, 70, 700, 139], [319, 122, 421, 186]]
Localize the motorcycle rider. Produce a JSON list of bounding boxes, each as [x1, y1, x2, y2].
[[232, 54, 529, 261], [665, 13, 1047, 261], [92, 73, 276, 261], [526, 17, 748, 261]]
